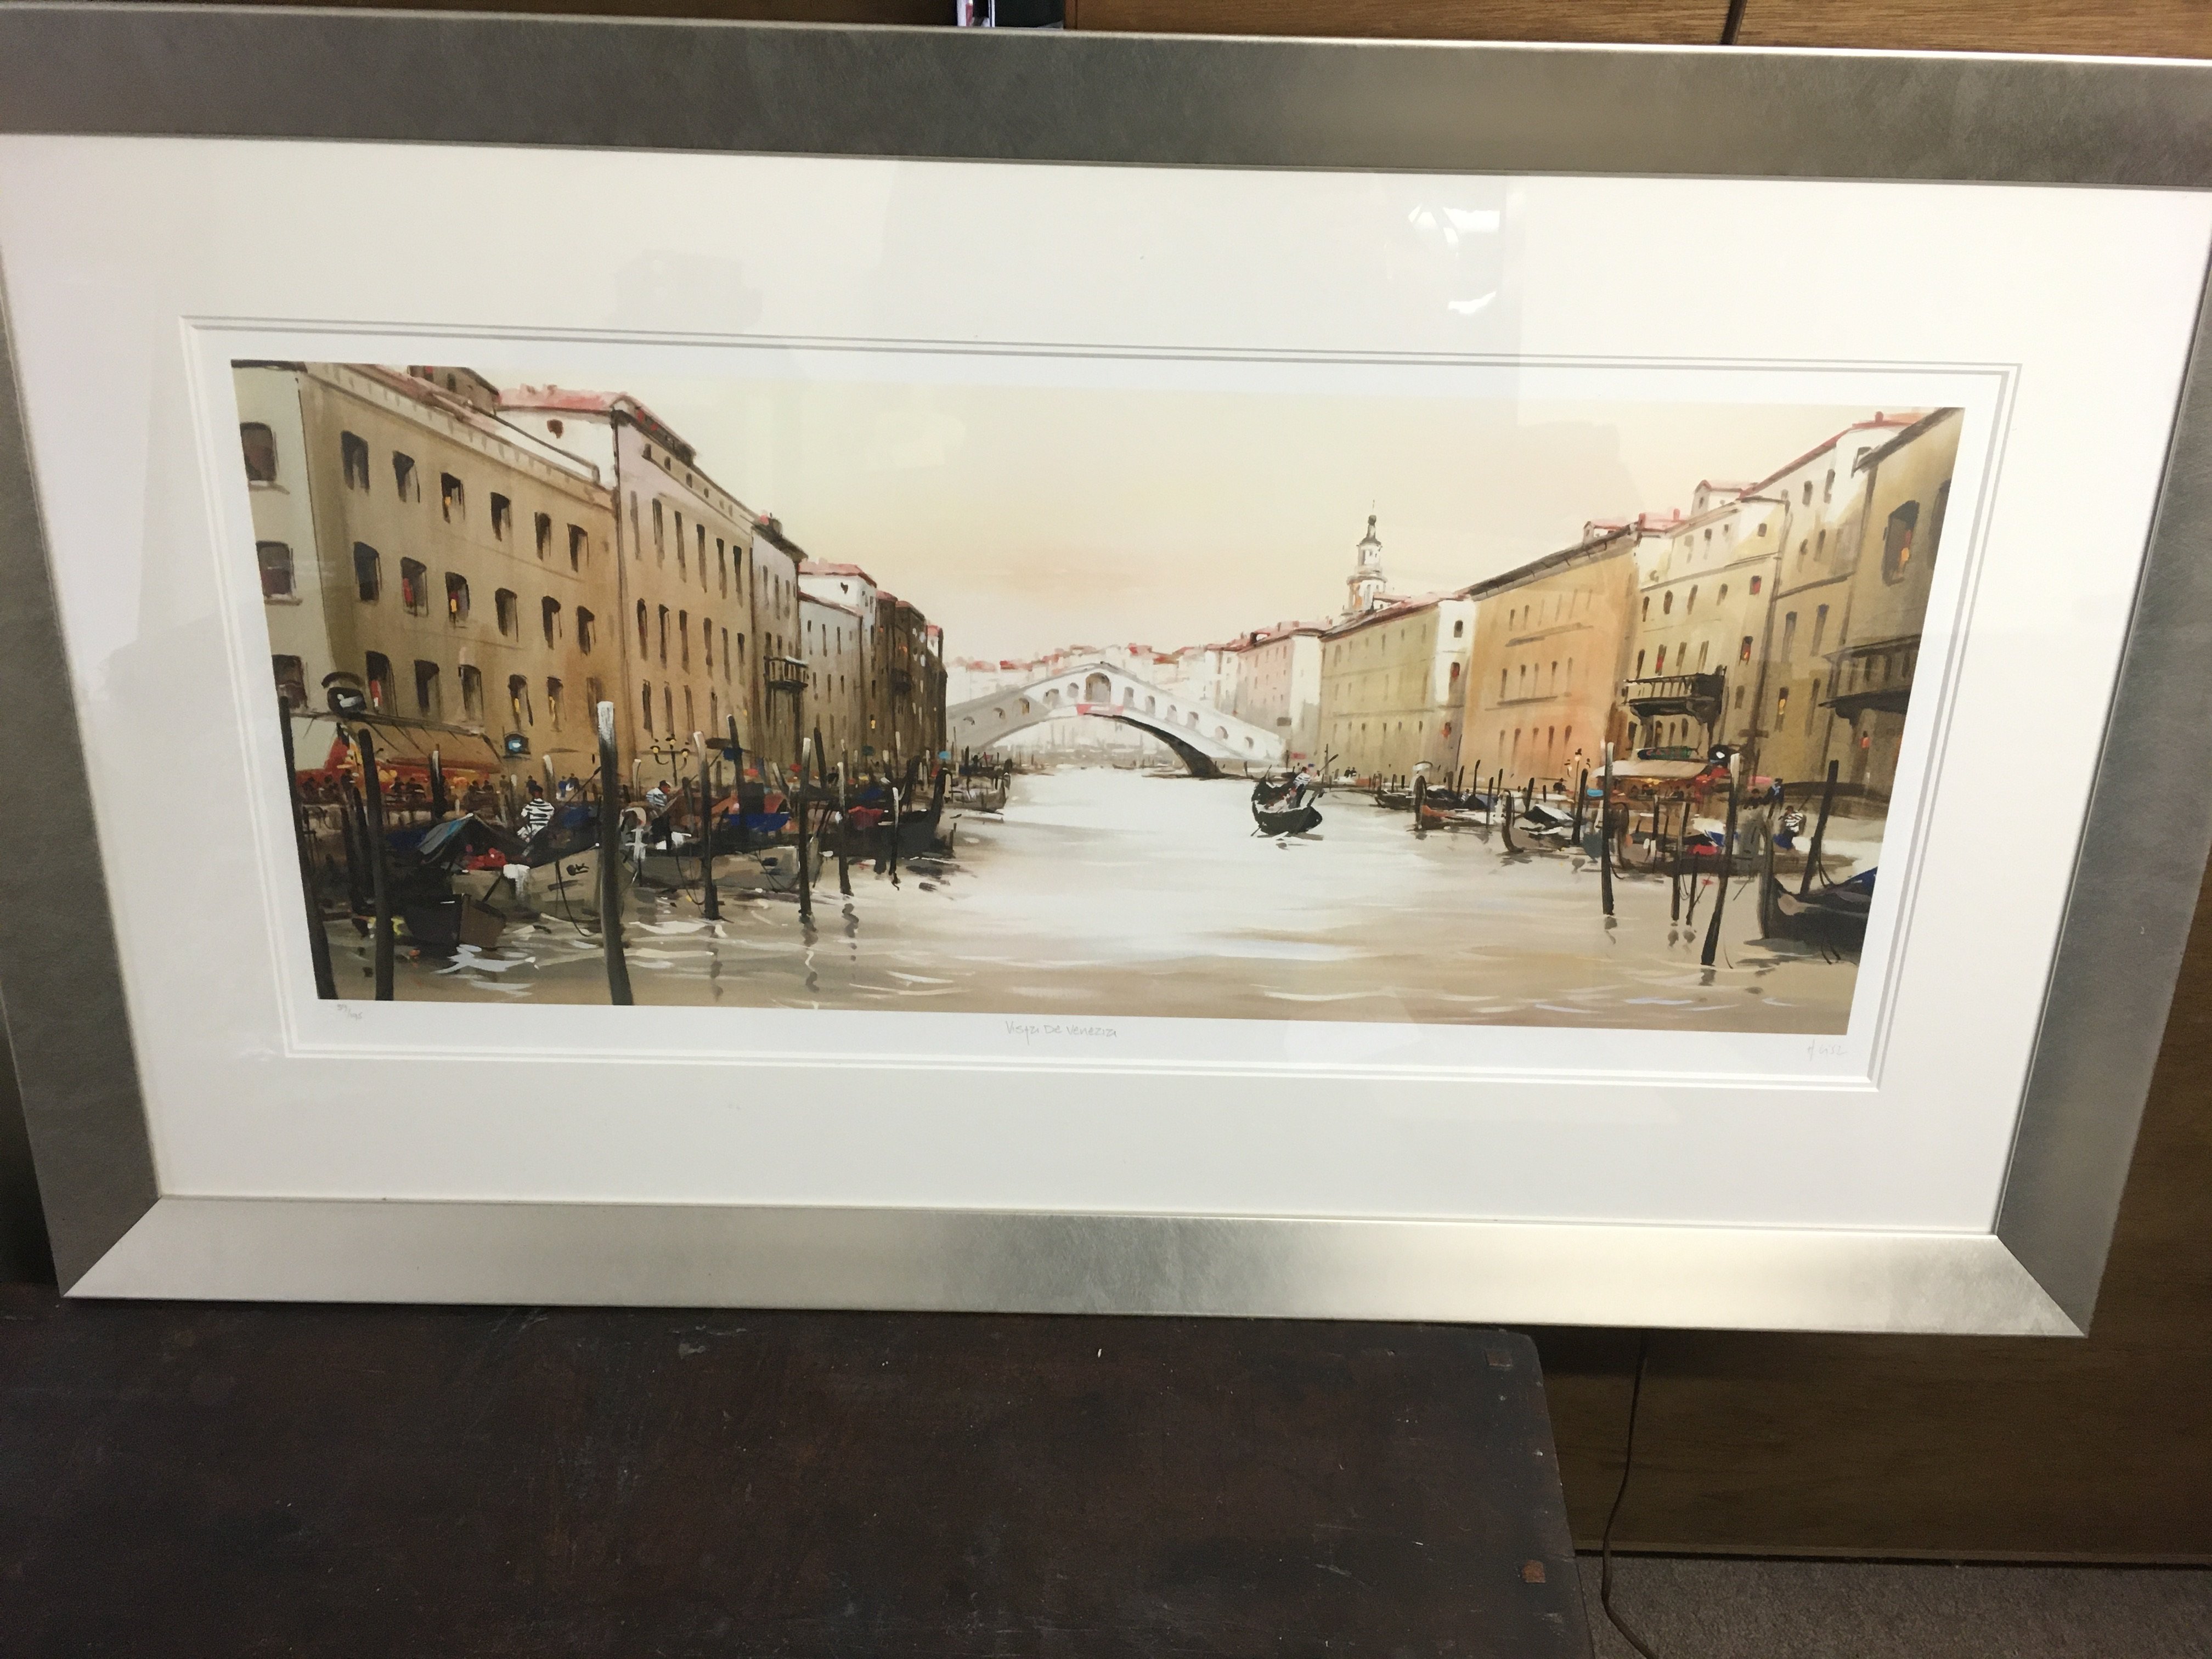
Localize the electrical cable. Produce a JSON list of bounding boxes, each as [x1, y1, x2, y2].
[[1598, 1334, 1665, 1659]]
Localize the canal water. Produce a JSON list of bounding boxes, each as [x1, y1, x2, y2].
[[335, 766, 1869, 1031]]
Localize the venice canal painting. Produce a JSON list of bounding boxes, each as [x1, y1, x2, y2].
[[236, 360, 1960, 1032]]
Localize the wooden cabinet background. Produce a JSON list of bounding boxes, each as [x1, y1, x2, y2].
[[14, 0, 2210, 1560]]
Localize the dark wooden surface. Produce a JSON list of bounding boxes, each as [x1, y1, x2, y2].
[[116, 0, 2212, 55], [0, 1291, 1588, 1657], [7, 0, 2211, 1567]]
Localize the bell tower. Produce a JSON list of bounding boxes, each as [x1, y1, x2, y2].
[[1347, 514, 1387, 616]]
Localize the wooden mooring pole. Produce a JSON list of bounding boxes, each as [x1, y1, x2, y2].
[[596, 701, 634, 1006], [1599, 743, 1615, 918], [355, 725, 394, 1001], [1701, 752, 1742, 968], [1800, 759, 1839, 898], [279, 697, 338, 1001]]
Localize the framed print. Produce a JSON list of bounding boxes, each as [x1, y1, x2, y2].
[[3, 7, 2210, 1332]]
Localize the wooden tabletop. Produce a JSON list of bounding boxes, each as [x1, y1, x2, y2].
[[0, 1288, 1589, 1657]]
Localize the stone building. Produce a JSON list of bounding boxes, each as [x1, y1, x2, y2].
[[498, 385, 758, 771], [1319, 595, 1477, 781], [1618, 494, 1786, 760], [1805, 409, 1960, 797], [235, 362, 616, 786], [1457, 524, 1646, 789], [1737, 414, 1922, 784]]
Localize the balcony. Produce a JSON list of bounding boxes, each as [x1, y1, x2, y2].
[[765, 656, 810, 692], [1622, 670, 1725, 726]]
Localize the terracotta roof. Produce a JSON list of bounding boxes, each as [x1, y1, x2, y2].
[[1745, 415, 1918, 494]]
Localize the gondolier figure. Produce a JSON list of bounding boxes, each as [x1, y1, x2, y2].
[[519, 778, 556, 837]]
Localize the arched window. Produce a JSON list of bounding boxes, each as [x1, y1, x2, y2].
[[507, 674, 532, 728], [641, 681, 654, 734], [541, 596, 561, 646], [1662, 590, 1674, 614], [636, 600, 648, 653]]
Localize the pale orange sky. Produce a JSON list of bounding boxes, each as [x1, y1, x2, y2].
[[487, 364, 1881, 663]]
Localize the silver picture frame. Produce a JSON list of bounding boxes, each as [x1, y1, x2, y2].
[[2, 4, 2209, 1332]]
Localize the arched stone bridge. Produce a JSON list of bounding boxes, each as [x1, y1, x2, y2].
[[947, 661, 1286, 778]]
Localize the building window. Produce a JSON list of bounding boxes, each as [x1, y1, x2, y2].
[[399, 558, 429, 615], [652, 498, 665, 561], [256, 541, 295, 599], [710, 690, 719, 729], [1662, 591, 1674, 614], [1453, 618, 1465, 638], [1802, 479, 1814, 505], [494, 589, 518, 636], [658, 605, 669, 663], [1640, 596, 1649, 621], [240, 422, 279, 483], [679, 610, 691, 670], [1808, 677, 1823, 732], [663, 685, 673, 734], [1882, 500, 1921, 583], [1686, 586, 1698, 613], [684, 686, 695, 733], [445, 573, 471, 623], [413, 660, 441, 717], [628, 493, 640, 556], [641, 682, 654, 735], [459, 665, 483, 721], [717, 539, 727, 595], [1781, 612, 1798, 658], [441, 473, 464, 521], [1823, 467, 1836, 503], [534, 512, 552, 559], [1654, 646, 1667, 674], [272, 654, 307, 707], [507, 674, 533, 729], [1776, 685, 1790, 723], [1816, 529, 1827, 558], [353, 543, 381, 602], [1812, 604, 1830, 654], [577, 607, 596, 654], [636, 600, 648, 653], [724, 629, 733, 679], [696, 524, 707, 582], [568, 524, 586, 571], [1748, 575, 1762, 595], [341, 432, 370, 490], [489, 494, 512, 541], [542, 596, 562, 646], [393, 452, 419, 501], [365, 652, 393, 712], [1739, 634, 1753, 662], [703, 621, 714, 672], [546, 678, 563, 731], [676, 511, 687, 575], [586, 676, 602, 716]]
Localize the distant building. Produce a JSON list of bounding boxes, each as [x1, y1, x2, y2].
[[1319, 594, 1477, 781], [1344, 514, 1391, 618], [1225, 622, 1327, 765], [798, 561, 879, 768], [748, 517, 807, 770], [1458, 525, 1646, 788], [236, 362, 616, 786]]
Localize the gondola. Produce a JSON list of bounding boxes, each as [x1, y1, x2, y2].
[[1254, 798, 1323, 836], [1762, 866, 1873, 950]]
